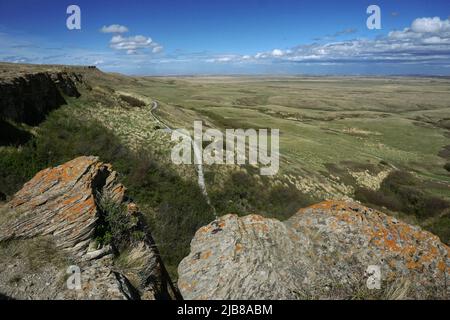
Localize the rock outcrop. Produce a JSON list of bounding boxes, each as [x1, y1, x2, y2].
[[1, 157, 448, 300], [178, 201, 449, 300], [0, 156, 179, 300], [0, 71, 82, 126]]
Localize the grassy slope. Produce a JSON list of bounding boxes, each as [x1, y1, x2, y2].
[[121, 76, 450, 243]]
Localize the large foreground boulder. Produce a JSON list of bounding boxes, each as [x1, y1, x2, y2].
[[0, 156, 179, 300], [178, 201, 449, 299]]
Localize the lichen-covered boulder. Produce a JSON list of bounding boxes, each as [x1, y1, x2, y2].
[[0, 156, 119, 256], [0, 156, 178, 300], [178, 201, 449, 300]]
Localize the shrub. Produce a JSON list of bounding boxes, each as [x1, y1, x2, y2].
[[354, 187, 402, 212], [355, 170, 450, 242], [427, 215, 450, 245], [119, 95, 146, 108], [0, 146, 37, 196], [95, 192, 132, 248], [356, 171, 450, 218], [444, 163, 450, 172], [209, 169, 315, 220]]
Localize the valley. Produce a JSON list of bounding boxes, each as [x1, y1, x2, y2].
[[1, 63, 449, 286]]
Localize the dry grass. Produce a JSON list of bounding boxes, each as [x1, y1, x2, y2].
[[0, 236, 67, 270], [0, 205, 23, 226]]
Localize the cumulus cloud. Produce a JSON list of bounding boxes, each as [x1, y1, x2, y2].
[[411, 17, 450, 33], [210, 16, 450, 66], [110, 35, 154, 54], [101, 24, 129, 34], [108, 34, 164, 55]]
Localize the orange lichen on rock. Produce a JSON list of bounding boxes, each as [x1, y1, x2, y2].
[[198, 225, 212, 235], [0, 156, 126, 255], [179, 200, 449, 300], [249, 215, 265, 222], [201, 251, 212, 259]]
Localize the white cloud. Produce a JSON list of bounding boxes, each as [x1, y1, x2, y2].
[[206, 55, 242, 63], [255, 52, 268, 59], [109, 35, 164, 55], [152, 46, 164, 53], [210, 16, 450, 66], [101, 24, 129, 34], [411, 17, 450, 33], [422, 36, 449, 44], [110, 35, 153, 53], [271, 49, 284, 57], [3, 15, 450, 74]]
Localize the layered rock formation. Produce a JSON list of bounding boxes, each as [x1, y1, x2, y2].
[[0, 156, 179, 300], [0, 71, 82, 126], [178, 201, 449, 300]]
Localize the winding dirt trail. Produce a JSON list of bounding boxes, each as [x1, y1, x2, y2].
[[149, 101, 215, 214]]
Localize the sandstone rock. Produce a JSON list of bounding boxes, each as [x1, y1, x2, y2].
[[0, 156, 179, 300], [178, 201, 449, 300]]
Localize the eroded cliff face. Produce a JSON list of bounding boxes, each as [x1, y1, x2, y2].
[[0, 71, 82, 126], [0, 156, 179, 300], [178, 201, 449, 300]]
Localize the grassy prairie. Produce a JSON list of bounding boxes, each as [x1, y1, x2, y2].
[[119, 76, 450, 243], [124, 76, 450, 188]]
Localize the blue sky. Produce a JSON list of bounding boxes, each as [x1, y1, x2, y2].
[[1, 0, 450, 75]]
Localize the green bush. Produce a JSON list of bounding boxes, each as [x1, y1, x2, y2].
[[209, 169, 315, 220], [0, 146, 38, 196], [132, 157, 214, 273], [355, 187, 402, 212], [427, 215, 450, 244], [0, 107, 130, 196], [356, 171, 450, 218], [95, 192, 133, 249], [119, 95, 146, 108], [444, 163, 450, 172], [355, 170, 450, 244]]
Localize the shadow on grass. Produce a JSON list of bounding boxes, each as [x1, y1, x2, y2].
[[0, 119, 32, 147]]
